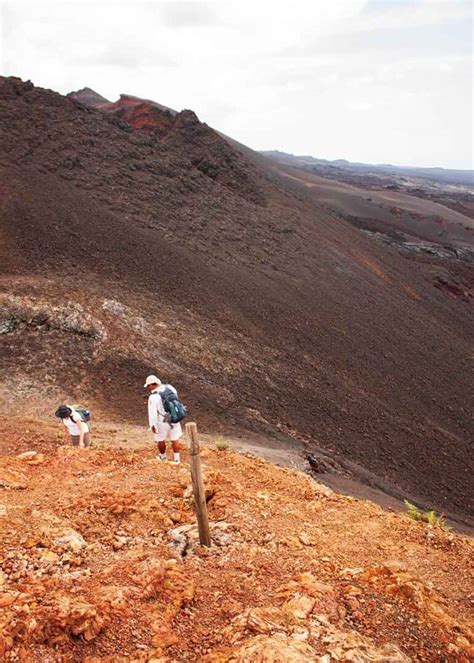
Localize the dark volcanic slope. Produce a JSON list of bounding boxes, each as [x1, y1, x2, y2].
[[1, 77, 473, 524]]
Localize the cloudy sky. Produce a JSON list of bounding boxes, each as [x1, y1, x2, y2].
[[0, 0, 472, 168]]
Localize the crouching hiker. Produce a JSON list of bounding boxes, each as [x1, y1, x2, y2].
[[144, 375, 186, 464], [55, 405, 91, 448]]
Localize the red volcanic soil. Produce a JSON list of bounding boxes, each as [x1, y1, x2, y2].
[[90, 93, 178, 133], [1, 417, 472, 662], [107, 97, 177, 133], [1, 76, 473, 526]]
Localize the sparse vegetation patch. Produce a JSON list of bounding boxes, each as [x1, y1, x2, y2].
[[404, 499, 451, 531], [215, 435, 230, 451]]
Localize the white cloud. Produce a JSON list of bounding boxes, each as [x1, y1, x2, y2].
[[348, 101, 373, 112], [358, 0, 471, 32]]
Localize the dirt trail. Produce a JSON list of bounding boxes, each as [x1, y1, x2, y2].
[[0, 417, 472, 662]]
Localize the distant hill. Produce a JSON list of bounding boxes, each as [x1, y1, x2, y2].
[[262, 150, 474, 187], [68, 86, 111, 108], [262, 149, 474, 255]]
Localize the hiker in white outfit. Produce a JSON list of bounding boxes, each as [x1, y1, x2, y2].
[[55, 404, 91, 448], [144, 375, 182, 463]]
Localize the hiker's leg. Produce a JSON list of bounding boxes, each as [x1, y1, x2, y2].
[[170, 424, 182, 462], [83, 433, 91, 448], [70, 435, 80, 447], [154, 423, 168, 459], [171, 441, 180, 463], [157, 440, 166, 455]]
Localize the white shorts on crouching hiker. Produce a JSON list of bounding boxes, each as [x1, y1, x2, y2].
[[154, 421, 182, 442]]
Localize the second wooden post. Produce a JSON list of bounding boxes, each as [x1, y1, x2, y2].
[[186, 422, 211, 547]]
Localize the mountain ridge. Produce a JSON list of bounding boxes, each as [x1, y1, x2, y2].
[[262, 150, 474, 186]]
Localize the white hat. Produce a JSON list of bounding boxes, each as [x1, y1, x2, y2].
[[144, 375, 161, 388]]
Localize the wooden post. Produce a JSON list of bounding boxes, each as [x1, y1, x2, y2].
[[186, 422, 211, 547]]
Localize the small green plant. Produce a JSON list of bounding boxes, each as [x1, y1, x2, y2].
[[404, 500, 451, 531], [404, 499, 422, 521], [215, 436, 230, 451]]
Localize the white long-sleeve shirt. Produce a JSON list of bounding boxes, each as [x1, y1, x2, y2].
[[147, 384, 177, 429]]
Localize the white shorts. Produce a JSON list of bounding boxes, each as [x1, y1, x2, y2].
[[153, 421, 182, 442]]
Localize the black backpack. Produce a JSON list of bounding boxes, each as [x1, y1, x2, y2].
[[72, 406, 91, 423], [159, 386, 187, 424]]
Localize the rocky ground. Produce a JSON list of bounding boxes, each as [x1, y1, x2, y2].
[[0, 417, 472, 662]]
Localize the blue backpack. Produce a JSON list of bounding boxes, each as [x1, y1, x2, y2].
[[160, 386, 187, 424]]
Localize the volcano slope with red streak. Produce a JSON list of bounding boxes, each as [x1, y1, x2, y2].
[[1, 77, 473, 526], [69, 88, 264, 204]]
